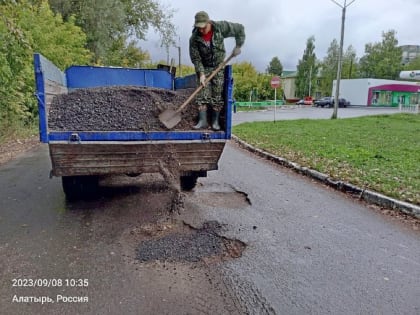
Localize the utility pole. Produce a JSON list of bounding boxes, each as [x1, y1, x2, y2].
[[330, 0, 355, 119], [308, 65, 313, 97], [177, 45, 182, 76], [177, 36, 182, 77]]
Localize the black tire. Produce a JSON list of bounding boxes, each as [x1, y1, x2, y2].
[[180, 175, 198, 191], [62, 175, 99, 200]]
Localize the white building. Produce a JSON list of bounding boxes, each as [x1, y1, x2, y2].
[[332, 78, 420, 106]]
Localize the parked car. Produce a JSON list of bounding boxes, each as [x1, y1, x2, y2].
[[296, 96, 313, 105], [314, 97, 334, 107], [339, 98, 351, 107], [314, 97, 350, 108]]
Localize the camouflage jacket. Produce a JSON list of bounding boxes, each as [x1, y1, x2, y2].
[[189, 20, 245, 74]]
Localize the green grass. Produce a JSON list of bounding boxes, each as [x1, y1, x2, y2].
[[233, 114, 420, 205]]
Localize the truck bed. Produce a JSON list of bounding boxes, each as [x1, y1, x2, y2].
[[34, 53, 233, 143], [33, 53, 233, 196]]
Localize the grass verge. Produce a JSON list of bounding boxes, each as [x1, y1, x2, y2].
[[233, 113, 420, 205], [0, 120, 38, 145]]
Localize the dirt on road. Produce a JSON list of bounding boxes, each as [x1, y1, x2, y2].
[[0, 135, 40, 166]]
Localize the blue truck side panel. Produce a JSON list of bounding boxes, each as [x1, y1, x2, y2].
[[66, 66, 173, 90], [33, 53, 233, 143], [224, 66, 233, 139], [48, 131, 228, 141], [33, 54, 47, 143], [174, 74, 197, 90], [34, 54, 67, 143]]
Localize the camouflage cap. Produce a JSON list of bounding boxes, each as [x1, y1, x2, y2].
[[194, 11, 210, 28]]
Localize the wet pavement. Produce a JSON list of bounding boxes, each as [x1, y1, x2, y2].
[[1, 108, 420, 314], [0, 146, 255, 315], [232, 105, 400, 125]]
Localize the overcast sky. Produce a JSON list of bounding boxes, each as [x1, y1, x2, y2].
[[140, 0, 420, 72]]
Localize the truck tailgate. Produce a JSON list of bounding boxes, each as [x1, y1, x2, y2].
[[49, 140, 225, 176]]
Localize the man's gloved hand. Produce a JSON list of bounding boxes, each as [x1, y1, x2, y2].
[[199, 73, 206, 87], [232, 46, 241, 57]]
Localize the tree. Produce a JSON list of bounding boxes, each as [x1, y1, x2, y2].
[[319, 39, 339, 96], [0, 0, 90, 130], [295, 36, 318, 98], [232, 62, 281, 102], [232, 62, 259, 101], [358, 30, 402, 79], [48, 0, 176, 64], [0, 6, 32, 126], [319, 40, 358, 96], [341, 45, 358, 79], [21, 1, 91, 69], [104, 37, 151, 67], [266, 57, 283, 76]]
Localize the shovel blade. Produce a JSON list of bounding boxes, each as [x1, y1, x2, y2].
[[159, 109, 182, 129]]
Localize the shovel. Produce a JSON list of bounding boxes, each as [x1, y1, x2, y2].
[[159, 53, 235, 129]]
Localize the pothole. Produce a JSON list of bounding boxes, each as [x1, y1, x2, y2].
[[134, 220, 246, 264], [197, 191, 251, 209], [192, 183, 251, 209]]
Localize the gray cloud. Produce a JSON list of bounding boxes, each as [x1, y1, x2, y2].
[[139, 0, 420, 72]]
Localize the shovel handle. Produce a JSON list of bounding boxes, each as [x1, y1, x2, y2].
[[176, 53, 235, 113]]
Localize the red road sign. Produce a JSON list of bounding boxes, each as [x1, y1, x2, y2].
[[270, 76, 281, 88]]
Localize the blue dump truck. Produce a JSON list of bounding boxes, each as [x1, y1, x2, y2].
[[33, 53, 234, 199]]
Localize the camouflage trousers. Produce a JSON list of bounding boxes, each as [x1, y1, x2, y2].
[[196, 67, 224, 111]]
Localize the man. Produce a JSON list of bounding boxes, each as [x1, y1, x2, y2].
[[189, 11, 245, 130]]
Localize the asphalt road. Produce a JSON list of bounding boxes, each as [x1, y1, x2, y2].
[[1, 106, 419, 314], [232, 105, 400, 125]]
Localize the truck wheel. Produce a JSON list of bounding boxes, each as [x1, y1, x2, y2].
[[62, 176, 99, 200], [180, 175, 198, 191]]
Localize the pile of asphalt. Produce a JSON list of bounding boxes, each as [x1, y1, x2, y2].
[[48, 86, 214, 131], [136, 221, 225, 263]]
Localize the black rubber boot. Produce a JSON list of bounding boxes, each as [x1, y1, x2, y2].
[[211, 111, 221, 131], [193, 107, 208, 129]]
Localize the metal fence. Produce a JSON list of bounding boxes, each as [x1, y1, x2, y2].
[[234, 100, 284, 107], [399, 103, 420, 114]]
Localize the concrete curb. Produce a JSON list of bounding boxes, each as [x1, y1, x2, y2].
[[231, 135, 420, 219]]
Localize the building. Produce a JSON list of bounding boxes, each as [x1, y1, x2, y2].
[[281, 70, 322, 102], [281, 71, 297, 101], [332, 78, 420, 106], [400, 45, 420, 65]]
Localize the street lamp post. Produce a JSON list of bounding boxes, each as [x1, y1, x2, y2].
[[330, 0, 355, 119]]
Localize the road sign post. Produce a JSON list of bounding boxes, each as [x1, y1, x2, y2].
[[270, 76, 281, 122]]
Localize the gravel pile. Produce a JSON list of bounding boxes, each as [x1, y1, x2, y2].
[[48, 86, 203, 131]]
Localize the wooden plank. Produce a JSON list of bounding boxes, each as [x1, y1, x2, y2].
[[52, 163, 218, 177], [49, 142, 225, 176], [45, 79, 67, 113], [50, 142, 225, 154]]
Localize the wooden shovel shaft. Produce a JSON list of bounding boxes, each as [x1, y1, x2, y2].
[[175, 53, 234, 113]]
